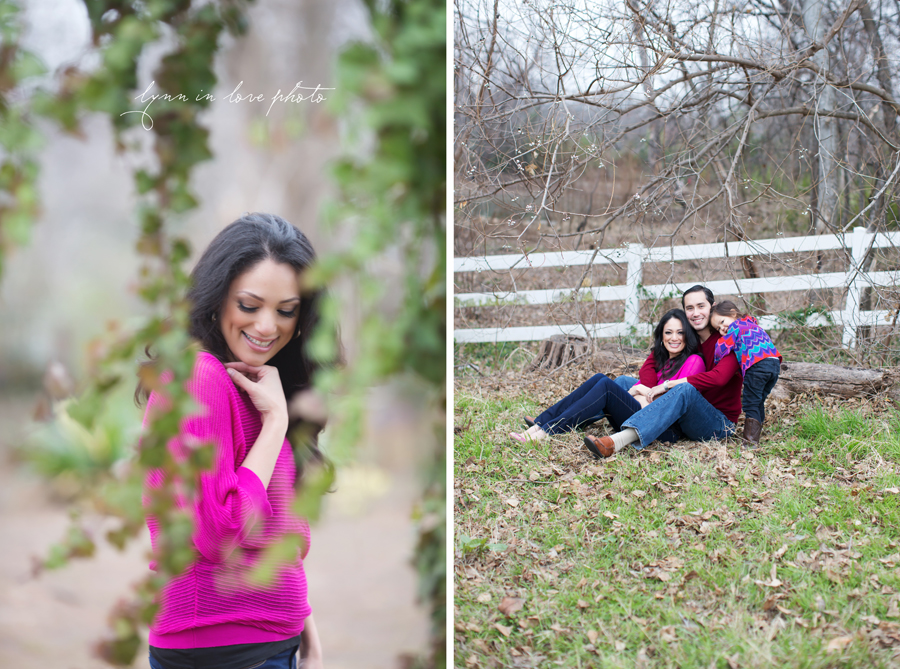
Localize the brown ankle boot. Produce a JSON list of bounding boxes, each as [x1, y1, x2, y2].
[[584, 435, 615, 458], [742, 418, 762, 447]]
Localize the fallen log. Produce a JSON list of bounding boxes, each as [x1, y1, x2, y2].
[[776, 362, 900, 399]]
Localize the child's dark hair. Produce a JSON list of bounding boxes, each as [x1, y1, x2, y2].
[[711, 300, 745, 318]]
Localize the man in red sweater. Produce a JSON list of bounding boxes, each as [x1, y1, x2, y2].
[[586, 285, 741, 457]]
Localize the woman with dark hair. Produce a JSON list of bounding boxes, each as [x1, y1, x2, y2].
[[510, 309, 704, 447], [141, 213, 328, 669], [627, 309, 704, 405]]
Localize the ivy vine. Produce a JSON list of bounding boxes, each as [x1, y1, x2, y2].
[[1, 0, 445, 666]]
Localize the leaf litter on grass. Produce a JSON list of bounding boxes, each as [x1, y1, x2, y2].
[[455, 353, 900, 668]]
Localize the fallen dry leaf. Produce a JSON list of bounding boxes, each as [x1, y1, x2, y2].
[[494, 623, 512, 637], [505, 498, 519, 507], [587, 630, 599, 644], [755, 563, 783, 588], [825, 635, 853, 652], [476, 592, 491, 603], [577, 599, 589, 609], [888, 596, 900, 618], [499, 597, 525, 616]]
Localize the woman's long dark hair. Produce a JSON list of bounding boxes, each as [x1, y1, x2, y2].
[[140, 213, 337, 484], [187, 213, 324, 396], [652, 309, 700, 381]]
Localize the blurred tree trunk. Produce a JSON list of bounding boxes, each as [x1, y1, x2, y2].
[[801, 0, 839, 238]]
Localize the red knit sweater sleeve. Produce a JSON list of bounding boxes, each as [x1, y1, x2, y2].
[[684, 333, 743, 422], [638, 353, 657, 386], [687, 346, 741, 392], [178, 354, 273, 563]]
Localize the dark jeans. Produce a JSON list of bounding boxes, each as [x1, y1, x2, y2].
[[149, 645, 298, 669], [534, 373, 681, 445], [742, 357, 781, 424]]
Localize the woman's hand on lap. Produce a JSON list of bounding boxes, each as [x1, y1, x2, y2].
[[647, 384, 668, 402]]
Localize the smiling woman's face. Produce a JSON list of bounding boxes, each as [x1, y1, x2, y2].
[[219, 258, 301, 366], [662, 316, 686, 358]]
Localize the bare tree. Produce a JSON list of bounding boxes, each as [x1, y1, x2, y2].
[[455, 0, 900, 362]]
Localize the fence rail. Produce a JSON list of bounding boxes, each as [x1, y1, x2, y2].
[[454, 227, 900, 348]]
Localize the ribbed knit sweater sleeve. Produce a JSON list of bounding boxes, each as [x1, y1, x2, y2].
[[180, 355, 273, 563], [638, 354, 658, 387], [671, 354, 706, 380], [684, 333, 743, 422]]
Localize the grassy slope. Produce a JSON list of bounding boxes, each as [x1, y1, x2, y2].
[[454, 382, 900, 668]]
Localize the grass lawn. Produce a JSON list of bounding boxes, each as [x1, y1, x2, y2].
[[454, 376, 900, 668]]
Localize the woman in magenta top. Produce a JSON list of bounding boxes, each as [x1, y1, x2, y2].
[[626, 309, 705, 408], [511, 309, 703, 443], [141, 213, 327, 669]]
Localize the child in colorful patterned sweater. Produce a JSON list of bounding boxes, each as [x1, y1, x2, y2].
[[709, 301, 782, 446]]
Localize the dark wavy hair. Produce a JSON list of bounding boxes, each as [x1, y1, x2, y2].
[[187, 212, 324, 398], [652, 309, 700, 381], [140, 213, 336, 483]]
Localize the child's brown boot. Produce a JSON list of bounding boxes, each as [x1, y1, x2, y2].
[[742, 418, 762, 447]]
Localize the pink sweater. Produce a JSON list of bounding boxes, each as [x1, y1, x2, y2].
[[658, 354, 705, 384], [143, 352, 311, 649], [640, 353, 706, 386]]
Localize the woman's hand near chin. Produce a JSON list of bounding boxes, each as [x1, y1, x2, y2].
[[224, 362, 289, 488], [224, 362, 288, 428]]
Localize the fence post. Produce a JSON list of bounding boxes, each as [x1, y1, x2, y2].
[[624, 243, 644, 329], [842, 225, 870, 348]]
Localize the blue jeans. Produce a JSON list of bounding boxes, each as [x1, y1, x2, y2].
[[742, 357, 780, 423], [622, 382, 735, 448], [149, 645, 297, 669], [534, 374, 681, 445], [534, 373, 641, 435]]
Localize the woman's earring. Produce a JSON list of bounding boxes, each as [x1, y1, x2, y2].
[[211, 313, 217, 322], [295, 330, 302, 339]]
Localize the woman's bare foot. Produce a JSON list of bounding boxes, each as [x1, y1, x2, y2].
[[509, 425, 547, 443]]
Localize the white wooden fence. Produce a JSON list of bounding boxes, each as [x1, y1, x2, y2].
[[454, 227, 900, 348]]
